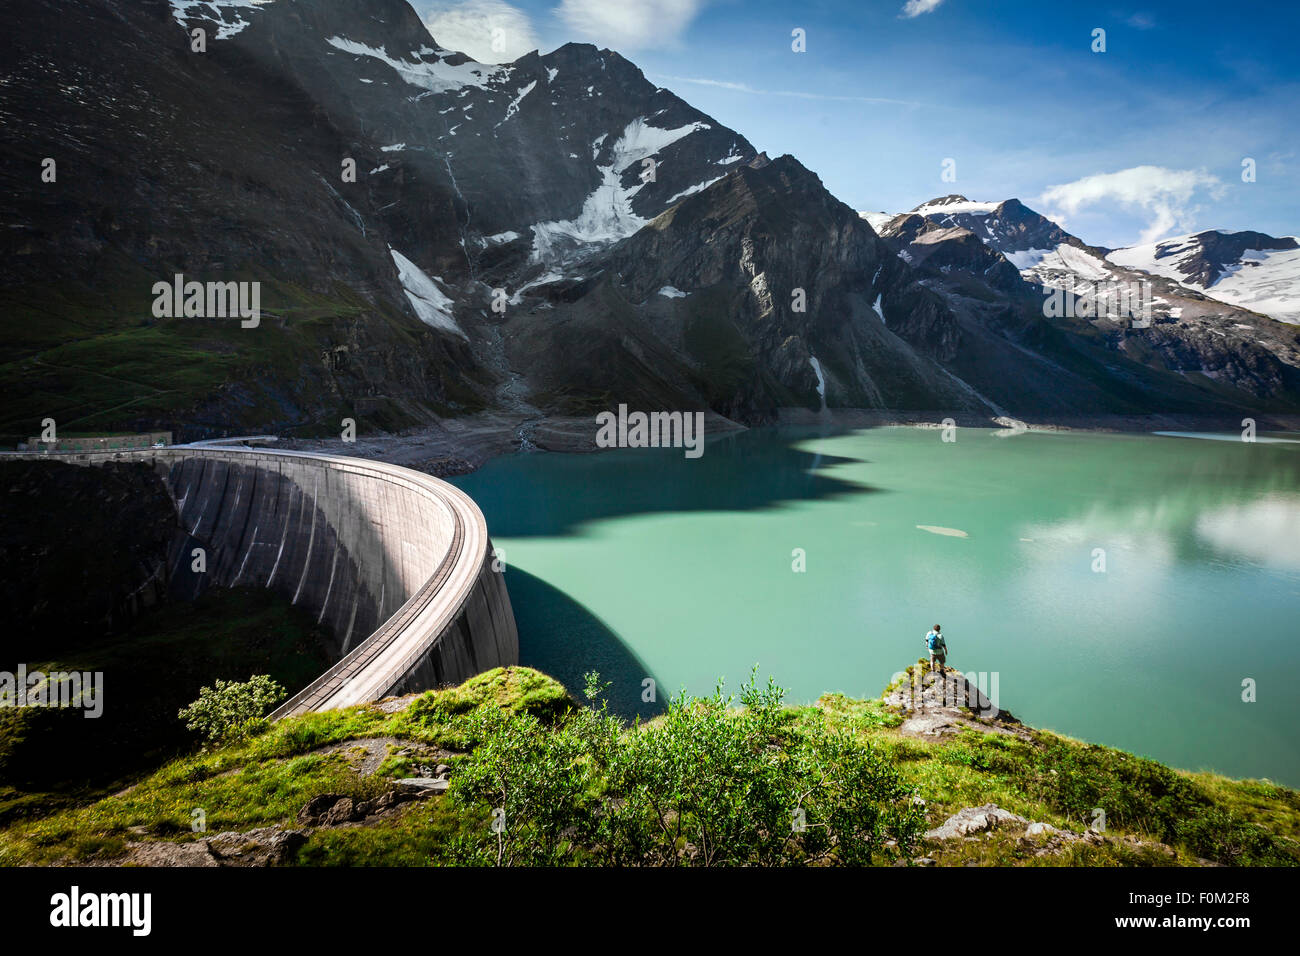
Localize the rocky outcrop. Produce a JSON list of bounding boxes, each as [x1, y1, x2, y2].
[[876, 213, 1023, 293], [603, 156, 983, 420], [924, 804, 1028, 840], [884, 664, 1025, 739], [916, 802, 1191, 862], [125, 825, 308, 868]]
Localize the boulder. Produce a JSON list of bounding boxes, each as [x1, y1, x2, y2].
[[925, 804, 1027, 840], [297, 793, 346, 826], [322, 797, 358, 826]]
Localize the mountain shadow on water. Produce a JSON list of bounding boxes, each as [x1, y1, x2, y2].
[[456, 427, 880, 539]]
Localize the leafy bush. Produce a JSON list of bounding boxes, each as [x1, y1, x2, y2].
[[1023, 739, 1297, 865], [177, 675, 286, 744], [445, 670, 924, 866], [1172, 808, 1295, 866]]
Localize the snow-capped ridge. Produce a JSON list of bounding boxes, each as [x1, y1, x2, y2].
[[911, 195, 999, 218], [1107, 231, 1300, 324]]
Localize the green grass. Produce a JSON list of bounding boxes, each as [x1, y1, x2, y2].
[[293, 799, 477, 867], [808, 698, 1299, 866], [0, 269, 474, 443], [0, 666, 1295, 867]]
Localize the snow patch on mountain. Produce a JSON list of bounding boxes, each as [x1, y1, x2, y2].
[[809, 356, 827, 410], [497, 80, 537, 126], [716, 143, 746, 165], [858, 211, 895, 233], [1026, 244, 1114, 283], [508, 271, 565, 304], [912, 199, 999, 218], [1106, 235, 1200, 279], [326, 37, 509, 94], [1004, 247, 1053, 270], [666, 176, 723, 203], [1108, 236, 1300, 324], [389, 247, 464, 337], [170, 0, 274, 40], [530, 117, 711, 265]]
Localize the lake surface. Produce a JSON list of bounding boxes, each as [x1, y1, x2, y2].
[[452, 426, 1300, 786]]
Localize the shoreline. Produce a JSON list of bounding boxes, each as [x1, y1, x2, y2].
[[270, 406, 1300, 477]]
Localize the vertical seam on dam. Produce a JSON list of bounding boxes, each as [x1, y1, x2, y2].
[[291, 473, 320, 607]]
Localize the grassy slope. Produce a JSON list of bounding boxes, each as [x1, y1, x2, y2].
[[0, 666, 1294, 867], [0, 267, 474, 443], [0, 587, 334, 825]]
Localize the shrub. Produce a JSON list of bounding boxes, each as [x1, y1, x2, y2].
[[1022, 739, 1298, 865], [177, 675, 286, 744], [444, 670, 924, 866], [1173, 808, 1295, 866]]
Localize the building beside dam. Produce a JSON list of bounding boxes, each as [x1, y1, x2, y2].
[[8, 445, 517, 718]]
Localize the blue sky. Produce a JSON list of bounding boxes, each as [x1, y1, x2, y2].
[[416, 0, 1300, 248]]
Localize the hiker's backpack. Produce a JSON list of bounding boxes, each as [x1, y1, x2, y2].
[[926, 631, 941, 652]]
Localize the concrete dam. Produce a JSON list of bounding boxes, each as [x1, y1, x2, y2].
[[14, 446, 518, 718]]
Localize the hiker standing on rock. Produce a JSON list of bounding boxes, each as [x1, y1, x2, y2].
[[926, 625, 947, 674]]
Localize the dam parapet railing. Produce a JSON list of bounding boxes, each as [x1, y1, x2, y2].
[[5, 445, 518, 718]]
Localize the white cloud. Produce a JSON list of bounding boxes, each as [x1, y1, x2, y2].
[[1038, 165, 1226, 244], [900, 0, 945, 18], [657, 75, 922, 108], [556, 0, 705, 50], [421, 0, 540, 64]]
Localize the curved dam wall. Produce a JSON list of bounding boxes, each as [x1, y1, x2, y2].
[[13, 446, 518, 717]]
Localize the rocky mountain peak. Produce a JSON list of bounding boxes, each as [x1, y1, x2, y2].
[[1175, 230, 1300, 285], [3, 0, 1298, 444], [913, 194, 971, 210], [1106, 229, 1300, 323]]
